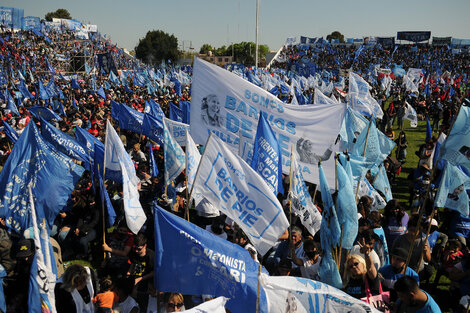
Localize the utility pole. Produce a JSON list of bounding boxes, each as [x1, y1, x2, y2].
[[255, 0, 259, 68]]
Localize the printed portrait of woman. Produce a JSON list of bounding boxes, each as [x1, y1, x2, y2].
[[201, 94, 224, 127]]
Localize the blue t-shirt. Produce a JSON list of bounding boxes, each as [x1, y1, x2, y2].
[[396, 291, 441, 313], [450, 212, 470, 238], [427, 231, 440, 251], [379, 265, 419, 290]]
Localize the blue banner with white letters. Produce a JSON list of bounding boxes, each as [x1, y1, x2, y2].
[[154, 205, 267, 313]]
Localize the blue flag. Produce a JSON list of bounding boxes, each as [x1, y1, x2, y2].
[[250, 113, 284, 195], [426, 117, 432, 142], [435, 162, 470, 216], [0, 122, 84, 233], [179, 100, 191, 124], [319, 163, 341, 252], [40, 119, 91, 170], [148, 142, 159, 177], [153, 205, 267, 313], [440, 106, 470, 172], [352, 119, 395, 165], [318, 251, 343, 290], [74, 126, 107, 179], [18, 80, 33, 99], [144, 99, 165, 120], [117, 103, 144, 134], [373, 163, 393, 202], [142, 113, 164, 146], [2, 120, 19, 143], [38, 79, 51, 100], [99, 174, 116, 227], [5, 91, 19, 116], [71, 78, 80, 89], [169, 102, 183, 122], [97, 86, 106, 99], [28, 106, 63, 121], [335, 159, 358, 250], [110, 100, 120, 122], [71, 97, 78, 110]]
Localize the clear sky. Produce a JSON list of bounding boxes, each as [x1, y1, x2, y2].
[[5, 0, 470, 53]]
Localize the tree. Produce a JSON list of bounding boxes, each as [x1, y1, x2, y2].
[[226, 42, 269, 66], [45, 9, 72, 21], [135, 30, 180, 65], [199, 44, 214, 55], [326, 31, 345, 43]]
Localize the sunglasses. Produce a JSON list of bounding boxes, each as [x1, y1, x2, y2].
[[349, 262, 360, 269], [134, 246, 144, 251], [167, 303, 184, 309]]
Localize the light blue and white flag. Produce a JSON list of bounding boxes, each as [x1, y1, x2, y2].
[[164, 118, 185, 185], [434, 162, 470, 216], [289, 150, 322, 236], [439, 106, 470, 172], [28, 187, 57, 313], [335, 159, 358, 250], [373, 164, 393, 202], [318, 163, 341, 252], [154, 205, 267, 313], [352, 119, 395, 165], [250, 113, 284, 195], [184, 297, 229, 313], [314, 88, 338, 106], [404, 102, 418, 128], [355, 178, 387, 211], [104, 120, 146, 234], [318, 252, 343, 290], [339, 107, 368, 151], [147, 142, 159, 178], [164, 117, 190, 147], [185, 130, 201, 194], [192, 134, 289, 255], [261, 275, 379, 313]]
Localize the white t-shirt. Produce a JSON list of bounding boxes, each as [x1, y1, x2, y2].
[[114, 296, 140, 313], [349, 245, 381, 270]]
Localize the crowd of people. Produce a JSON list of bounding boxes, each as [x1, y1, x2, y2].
[[0, 23, 469, 313]]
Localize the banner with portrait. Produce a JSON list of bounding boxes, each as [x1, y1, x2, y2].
[[190, 58, 346, 186]]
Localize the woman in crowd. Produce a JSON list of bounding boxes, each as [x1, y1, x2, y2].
[[383, 200, 409, 247], [55, 264, 96, 313]]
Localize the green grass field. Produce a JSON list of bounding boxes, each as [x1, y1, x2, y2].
[[390, 119, 452, 312]]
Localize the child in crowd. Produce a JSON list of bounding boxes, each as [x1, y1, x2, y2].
[[93, 278, 119, 313]]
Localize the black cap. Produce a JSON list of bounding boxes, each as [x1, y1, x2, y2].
[[16, 238, 34, 258], [391, 247, 408, 261]]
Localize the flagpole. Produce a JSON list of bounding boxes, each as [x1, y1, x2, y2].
[[256, 263, 261, 313], [405, 101, 463, 272], [185, 130, 190, 221], [288, 145, 294, 246], [255, 0, 260, 69], [186, 133, 214, 213], [98, 164, 106, 260]]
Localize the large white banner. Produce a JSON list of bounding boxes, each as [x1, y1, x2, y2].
[[191, 58, 346, 185], [192, 134, 289, 255], [261, 274, 380, 313]]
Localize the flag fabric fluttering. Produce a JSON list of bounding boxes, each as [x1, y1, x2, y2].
[[439, 106, 470, 172], [403, 102, 418, 128], [373, 163, 393, 202], [163, 118, 185, 185], [184, 297, 229, 313], [192, 134, 289, 255], [261, 274, 379, 313], [28, 187, 57, 313], [147, 142, 159, 178], [185, 130, 201, 194], [250, 113, 284, 195], [104, 120, 146, 234], [153, 205, 267, 313], [434, 162, 470, 216], [0, 121, 83, 234], [335, 158, 358, 250], [2, 120, 19, 143], [289, 150, 322, 236]]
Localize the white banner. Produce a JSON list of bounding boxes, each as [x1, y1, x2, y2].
[[185, 131, 201, 193], [184, 297, 229, 313], [165, 118, 190, 147], [290, 151, 322, 236], [193, 134, 289, 255], [261, 274, 380, 313], [190, 58, 346, 186]]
